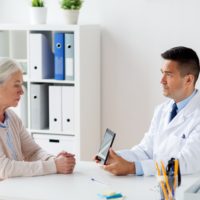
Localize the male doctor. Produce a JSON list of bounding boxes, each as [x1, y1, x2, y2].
[[101, 46, 200, 176]]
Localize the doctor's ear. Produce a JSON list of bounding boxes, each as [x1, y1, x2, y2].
[[184, 74, 194, 85]]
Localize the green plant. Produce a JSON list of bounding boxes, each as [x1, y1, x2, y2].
[[60, 0, 83, 10], [32, 0, 44, 7]]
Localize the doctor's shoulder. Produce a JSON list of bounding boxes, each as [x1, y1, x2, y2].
[[148, 100, 172, 125], [153, 100, 172, 115], [192, 106, 200, 119]]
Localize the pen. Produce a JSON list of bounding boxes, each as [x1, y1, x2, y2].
[[161, 161, 173, 200], [155, 162, 168, 200], [91, 177, 107, 185], [173, 159, 178, 191]]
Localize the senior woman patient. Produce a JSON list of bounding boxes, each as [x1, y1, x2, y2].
[[0, 58, 76, 179]]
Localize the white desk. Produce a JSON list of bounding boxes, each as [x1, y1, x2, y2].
[[0, 161, 199, 200]]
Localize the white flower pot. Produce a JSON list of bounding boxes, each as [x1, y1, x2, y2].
[[62, 9, 79, 24], [30, 7, 47, 25]]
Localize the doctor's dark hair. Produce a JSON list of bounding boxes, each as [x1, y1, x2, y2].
[[0, 58, 22, 85], [161, 46, 200, 84]]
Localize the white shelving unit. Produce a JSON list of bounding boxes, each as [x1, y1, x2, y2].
[[0, 24, 101, 160]]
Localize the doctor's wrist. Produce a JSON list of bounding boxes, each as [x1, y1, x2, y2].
[[127, 162, 135, 174]]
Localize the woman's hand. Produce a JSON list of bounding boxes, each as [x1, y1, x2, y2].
[[55, 151, 76, 174]]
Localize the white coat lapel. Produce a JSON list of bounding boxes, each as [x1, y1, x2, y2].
[[167, 113, 185, 129], [166, 90, 200, 129], [159, 100, 174, 130]]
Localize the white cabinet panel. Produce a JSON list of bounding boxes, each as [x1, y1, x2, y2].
[[33, 133, 78, 156]]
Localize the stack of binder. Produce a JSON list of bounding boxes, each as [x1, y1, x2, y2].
[[49, 85, 74, 134], [54, 32, 74, 80], [29, 32, 74, 81]]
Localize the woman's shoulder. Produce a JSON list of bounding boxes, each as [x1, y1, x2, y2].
[[6, 108, 19, 117], [5, 109, 25, 134], [5, 109, 22, 122]]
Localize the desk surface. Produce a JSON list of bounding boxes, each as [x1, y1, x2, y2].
[[0, 161, 199, 200]]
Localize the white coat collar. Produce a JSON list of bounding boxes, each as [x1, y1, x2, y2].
[[163, 89, 200, 129]]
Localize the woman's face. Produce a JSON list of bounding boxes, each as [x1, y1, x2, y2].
[[0, 71, 24, 109]]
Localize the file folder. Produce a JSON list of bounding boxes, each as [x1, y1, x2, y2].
[[30, 84, 48, 129], [65, 32, 74, 80], [54, 32, 65, 80], [49, 85, 62, 131], [29, 33, 54, 79], [62, 86, 75, 134]]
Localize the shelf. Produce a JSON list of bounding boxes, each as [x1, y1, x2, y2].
[[29, 79, 75, 84], [0, 23, 99, 31], [30, 129, 75, 136]]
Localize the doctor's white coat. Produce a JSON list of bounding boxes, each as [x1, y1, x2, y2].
[[119, 90, 200, 176]]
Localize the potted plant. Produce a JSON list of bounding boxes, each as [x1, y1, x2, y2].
[[30, 0, 47, 24], [60, 0, 83, 24]]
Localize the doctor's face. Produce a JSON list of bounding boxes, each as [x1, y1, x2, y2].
[[160, 60, 189, 102]]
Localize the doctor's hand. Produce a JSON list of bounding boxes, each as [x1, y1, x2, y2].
[[55, 154, 76, 174], [103, 149, 135, 176]]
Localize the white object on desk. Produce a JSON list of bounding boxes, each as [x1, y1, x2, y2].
[[0, 162, 159, 200], [176, 174, 200, 200], [182, 179, 200, 200]]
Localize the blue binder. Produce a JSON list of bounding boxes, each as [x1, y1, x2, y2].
[[54, 32, 65, 80], [65, 32, 74, 80]]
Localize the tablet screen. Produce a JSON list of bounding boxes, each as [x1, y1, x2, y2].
[[96, 128, 116, 164]]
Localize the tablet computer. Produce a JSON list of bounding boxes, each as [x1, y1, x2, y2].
[[96, 128, 116, 165]]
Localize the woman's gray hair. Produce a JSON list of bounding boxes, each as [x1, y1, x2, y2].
[[0, 58, 22, 84]]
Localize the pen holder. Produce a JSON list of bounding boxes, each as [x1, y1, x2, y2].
[[157, 175, 177, 200], [155, 158, 181, 200]]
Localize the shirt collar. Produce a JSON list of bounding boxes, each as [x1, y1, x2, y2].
[[176, 89, 197, 113]]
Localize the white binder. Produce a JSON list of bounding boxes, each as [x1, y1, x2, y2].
[[62, 86, 75, 134], [49, 86, 62, 132], [30, 84, 48, 129], [29, 33, 53, 79]]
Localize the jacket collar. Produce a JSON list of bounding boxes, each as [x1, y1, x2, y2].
[[164, 90, 200, 129]]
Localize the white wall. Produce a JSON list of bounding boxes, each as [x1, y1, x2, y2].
[[1, 0, 200, 150]]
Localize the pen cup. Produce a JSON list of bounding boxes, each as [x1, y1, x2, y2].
[[157, 175, 177, 200]]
